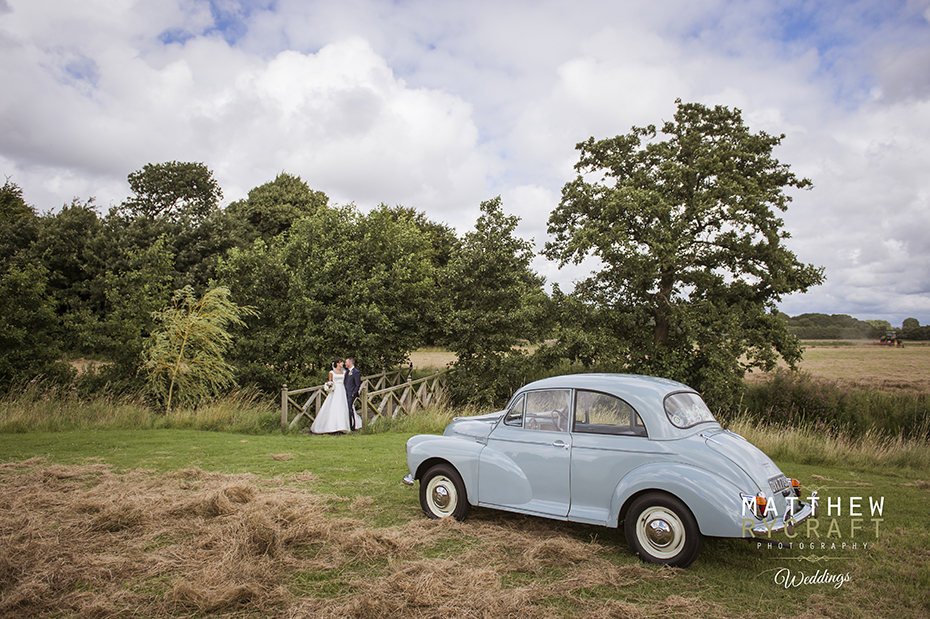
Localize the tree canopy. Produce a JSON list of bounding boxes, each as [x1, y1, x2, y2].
[[545, 100, 825, 407], [0, 137, 847, 410], [444, 197, 547, 360], [224, 172, 328, 243], [781, 313, 885, 340], [901, 318, 930, 341], [0, 263, 70, 385], [218, 203, 438, 390], [442, 197, 549, 405], [120, 161, 222, 225], [0, 179, 34, 223]]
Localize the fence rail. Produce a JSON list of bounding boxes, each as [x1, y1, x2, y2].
[[280, 367, 448, 433]]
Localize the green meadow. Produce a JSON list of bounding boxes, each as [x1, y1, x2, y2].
[[1, 422, 927, 618]]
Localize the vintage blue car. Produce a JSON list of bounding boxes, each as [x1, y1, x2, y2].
[[403, 373, 816, 567]]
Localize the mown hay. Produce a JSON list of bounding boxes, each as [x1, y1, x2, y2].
[[517, 535, 598, 572], [89, 502, 146, 532], [0, 462, 316, 618], [0, 460, 702, 619]]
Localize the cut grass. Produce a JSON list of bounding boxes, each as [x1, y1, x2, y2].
[[748, 341, 930, 396], [0, 429, 928, 618]]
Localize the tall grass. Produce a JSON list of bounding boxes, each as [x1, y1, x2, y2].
[[0, 379, 464, 436], [0, 382, 278, 434], [4, 377, 929, 475], [359, 401, 491, 436], [738, 368, 930, 440], [723, 410, 930, 473], [730, 369, 930, 472]]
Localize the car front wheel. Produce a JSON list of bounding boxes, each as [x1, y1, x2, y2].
[[624, 492, 702, 568], [419, 464, 471, 521]]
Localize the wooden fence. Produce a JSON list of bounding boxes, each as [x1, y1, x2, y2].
[[280, 367, 448, 433]]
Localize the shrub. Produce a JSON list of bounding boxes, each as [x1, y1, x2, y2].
[[737, 369, 930, 440], [446, 353, 537, 408]]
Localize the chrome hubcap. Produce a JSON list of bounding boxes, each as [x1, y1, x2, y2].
[[425, 474, 456, 517], [432, 484, 450, 509], [636, 506, 685, 559], [645, 518, 673, 548]]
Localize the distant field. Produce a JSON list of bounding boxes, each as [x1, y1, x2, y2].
[[408, 348, 456, 371], [751, 341, 930, 395], [414, 343, 930, 395]]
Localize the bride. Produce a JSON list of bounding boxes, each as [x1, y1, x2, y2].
[[310, 358, 362, 434]]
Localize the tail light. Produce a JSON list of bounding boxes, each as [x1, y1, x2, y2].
[[740, 492, 768, 519]]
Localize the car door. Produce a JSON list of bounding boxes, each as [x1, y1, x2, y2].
[[568, 389, 661, 525], [478, 389, 572, 517]]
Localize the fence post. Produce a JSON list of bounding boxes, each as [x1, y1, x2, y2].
[[280, 384, 288, 434], [360, 383, 368, 429]]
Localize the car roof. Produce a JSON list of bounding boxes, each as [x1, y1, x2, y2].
[[516, 373, 693, 400], [512, 374, 705, 440]]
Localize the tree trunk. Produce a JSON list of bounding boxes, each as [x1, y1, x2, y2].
[[653, 273, 675, 348]]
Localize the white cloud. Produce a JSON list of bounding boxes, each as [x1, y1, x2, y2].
[[1, 0, 930, 324], [1, 9, 490, 224], [775, 92, 930, 324]]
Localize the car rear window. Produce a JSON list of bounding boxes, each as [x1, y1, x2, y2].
[[664, 392, 715, 428]]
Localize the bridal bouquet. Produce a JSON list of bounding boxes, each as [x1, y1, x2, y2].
[[323, 381, 333, 393]]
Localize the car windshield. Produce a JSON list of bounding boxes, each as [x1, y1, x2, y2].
[[664, 392, 716, 428]]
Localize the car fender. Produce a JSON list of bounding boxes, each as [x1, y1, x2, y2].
[[610, 461, 751, 538], [406, 434, 485, 505], [471, 439, 537, 508]]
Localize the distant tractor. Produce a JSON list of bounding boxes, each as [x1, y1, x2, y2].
[[877, 330, 903, 347]]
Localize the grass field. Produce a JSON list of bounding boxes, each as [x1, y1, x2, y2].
[[1, 430, 928, 618], [414, 342, 930, 395], [408, 347, 457, 371], [747, 341, 930, 396], [1, 344, 928, 617]]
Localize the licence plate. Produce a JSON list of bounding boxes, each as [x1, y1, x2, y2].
[[768, 474, 791, 494]]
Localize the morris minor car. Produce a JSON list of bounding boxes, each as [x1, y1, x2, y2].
[[403, 373, 815, 567]]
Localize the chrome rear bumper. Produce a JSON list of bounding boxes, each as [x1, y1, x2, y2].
[[751, 491, 818, 536]]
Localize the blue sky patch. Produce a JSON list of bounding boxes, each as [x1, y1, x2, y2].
[[63, 52, 100, 89]]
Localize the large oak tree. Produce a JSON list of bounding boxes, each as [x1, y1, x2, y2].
[[545, 100, 824, 407]]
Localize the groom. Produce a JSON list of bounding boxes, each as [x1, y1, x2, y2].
[[344, 357, 361, 430]]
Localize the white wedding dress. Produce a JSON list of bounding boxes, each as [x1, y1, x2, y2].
[[310, 371, 362, 434]]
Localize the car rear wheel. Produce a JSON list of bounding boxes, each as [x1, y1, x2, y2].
[[419, 464, 471, 521], [624, 492, 702, 568]]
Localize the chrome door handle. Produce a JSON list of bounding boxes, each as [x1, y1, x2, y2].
[[551, 440, 569, 450]]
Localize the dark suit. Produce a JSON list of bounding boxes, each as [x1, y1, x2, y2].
[[345, 366, 361, 430]]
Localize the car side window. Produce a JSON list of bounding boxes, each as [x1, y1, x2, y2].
[[503, 394, 525, 427], [524, 390, 570, 432], [573, 390, 646, 436]]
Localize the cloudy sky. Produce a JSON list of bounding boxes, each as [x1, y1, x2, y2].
[[2, 0, 929, 325]]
